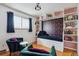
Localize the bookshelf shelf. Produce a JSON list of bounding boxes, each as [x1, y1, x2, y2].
[[64, 34, 77, 36], [64, 20, 78, 23], [64, 40, 77, 43], [64, 47, 77, 51]]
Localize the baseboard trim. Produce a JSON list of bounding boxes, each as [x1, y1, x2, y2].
[[0, 49, 6, 52]]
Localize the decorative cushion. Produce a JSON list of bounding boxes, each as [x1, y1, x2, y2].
[[28, 48, 49, 54], [11, 37, 17, 41]]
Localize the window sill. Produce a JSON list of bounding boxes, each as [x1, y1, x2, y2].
[[15, 28, 29, 30]]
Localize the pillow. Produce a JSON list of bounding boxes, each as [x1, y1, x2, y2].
[[11, 37, 17, 41], [28, 48, 49, 54]]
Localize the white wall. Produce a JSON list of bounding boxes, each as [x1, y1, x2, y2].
[[0, 5, 36, 51]]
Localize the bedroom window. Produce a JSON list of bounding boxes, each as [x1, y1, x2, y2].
[[14, 15, 29, 29]]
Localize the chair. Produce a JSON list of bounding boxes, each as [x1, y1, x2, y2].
[[6, 38, 23, 56], [20, 43, 56, 56]]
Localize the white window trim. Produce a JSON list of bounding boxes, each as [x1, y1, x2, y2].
[[14, 15, 29, 30]]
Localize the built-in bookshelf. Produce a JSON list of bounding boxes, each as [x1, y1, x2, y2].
[[64, 7, 78, 52]]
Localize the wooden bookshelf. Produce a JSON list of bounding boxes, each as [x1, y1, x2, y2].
[[64, 7, 78, 53]]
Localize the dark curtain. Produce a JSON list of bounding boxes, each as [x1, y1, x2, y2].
[[7, 12, 15, 33], [29, 18, 32, 32], [41, 21, 44, 31]]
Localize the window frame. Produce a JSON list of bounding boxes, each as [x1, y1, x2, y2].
[[14, 15, 29, 30]]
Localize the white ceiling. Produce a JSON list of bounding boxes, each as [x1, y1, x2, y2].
[[3, 3, 77, 16]]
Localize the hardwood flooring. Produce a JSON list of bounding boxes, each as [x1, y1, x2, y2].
[[0, 43, 78, 56], [0, 51, 20, 56], [32, 43, 78, 56], [32, 43, 63, 56]]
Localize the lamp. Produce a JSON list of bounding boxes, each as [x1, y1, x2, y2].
[[35, 3, 41, 11]]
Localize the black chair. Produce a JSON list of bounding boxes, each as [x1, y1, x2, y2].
[[6, 38, 23, 56]]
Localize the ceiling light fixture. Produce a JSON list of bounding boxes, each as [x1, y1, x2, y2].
[[35, 3, 41, 11]]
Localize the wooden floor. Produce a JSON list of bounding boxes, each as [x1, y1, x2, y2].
[[32, 43, 78, 56], [32, 43, 62, 56], [0, 43, 78, 56]]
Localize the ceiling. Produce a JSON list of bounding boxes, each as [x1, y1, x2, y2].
[[3, 3, 77, 16]]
